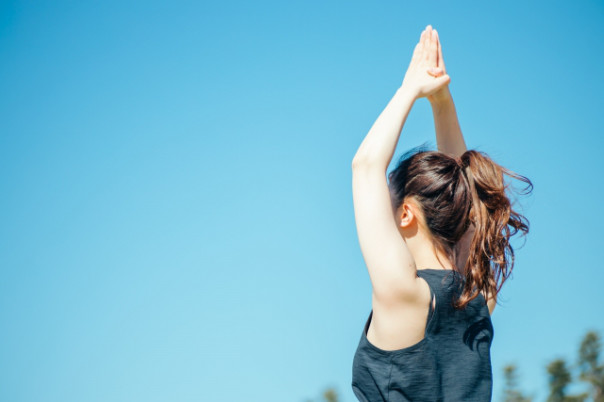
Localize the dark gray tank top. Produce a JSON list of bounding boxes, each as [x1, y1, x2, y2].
[[351, 268, 494, 401]]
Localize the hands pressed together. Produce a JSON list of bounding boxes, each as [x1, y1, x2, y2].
[[401, 25, 451, 102]]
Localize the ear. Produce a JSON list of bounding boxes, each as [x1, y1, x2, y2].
[[397, 201, 416, 228]]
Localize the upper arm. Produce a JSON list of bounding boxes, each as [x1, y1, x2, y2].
[[487, 297, 497, 315], [486, 291, 497, 315], [352, 163, 422, 304]]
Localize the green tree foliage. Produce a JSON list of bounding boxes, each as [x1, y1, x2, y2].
[[322, 388, 339, 402], [304, 386, 339, 402], [546, 358, 588, 402], [502, 363, 533, 402], [577, 331, 604, 402], [499, 330, 603, 402]]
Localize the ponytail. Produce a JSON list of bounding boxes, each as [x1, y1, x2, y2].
[[453, 150, 532, 310]]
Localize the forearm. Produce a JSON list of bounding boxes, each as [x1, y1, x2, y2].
[[352, 86, 416, 171], [430, 87, 467, 158]]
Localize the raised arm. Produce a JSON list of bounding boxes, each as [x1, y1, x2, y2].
[[352, 87, 418, 304], [424, 27, 467, 158], [421, 26, 476, 280], [352, 25, 450, 304], [430, 87, 467, 157]]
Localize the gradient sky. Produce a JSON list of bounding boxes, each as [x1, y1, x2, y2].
[[1, 1, 603, 401]]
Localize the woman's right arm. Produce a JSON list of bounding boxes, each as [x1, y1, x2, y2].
[[425, 27, 467, 158], [425, 29, 492, 309], [429, 87, 467, 158]]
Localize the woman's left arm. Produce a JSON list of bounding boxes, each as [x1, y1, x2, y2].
[[351, 86, 420, 305], [351, 25, 451, 305], [352, 87, 416, 170]]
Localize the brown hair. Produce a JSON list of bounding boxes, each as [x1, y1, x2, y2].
[[388, 144, 532, 310]]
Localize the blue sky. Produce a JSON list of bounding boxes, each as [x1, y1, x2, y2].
[[0, 1, 602, 401]]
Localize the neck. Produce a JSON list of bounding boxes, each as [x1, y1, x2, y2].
[[401, 227, 454, 271]]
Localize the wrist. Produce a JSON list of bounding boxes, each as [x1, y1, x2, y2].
[[428, 87, 453, 107], [397, 85, 419, 102]]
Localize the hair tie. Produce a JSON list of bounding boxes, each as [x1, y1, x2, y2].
[[453, 156, 466, 168]]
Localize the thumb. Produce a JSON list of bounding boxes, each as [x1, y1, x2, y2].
[[424, 74, 451, 97], [437, 74, 451, 85], [429, 74, 451, 90], [428, 67, 444, 76]]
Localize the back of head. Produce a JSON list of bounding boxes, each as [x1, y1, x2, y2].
[[388, 144, 532, 310]]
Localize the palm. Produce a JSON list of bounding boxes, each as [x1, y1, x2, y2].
[[402, 25, 450, 100]]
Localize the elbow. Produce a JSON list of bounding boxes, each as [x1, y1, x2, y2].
[[352, 147, 376, 169], [352, 155, 386, 172], [351, 150, 366, 168], [351, 156, 365, 170]]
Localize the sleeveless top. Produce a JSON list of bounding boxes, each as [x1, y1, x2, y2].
[[351, 269, 494, 402]]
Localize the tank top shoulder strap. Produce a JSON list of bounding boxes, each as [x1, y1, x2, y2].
[[416, 269, 465, 308]]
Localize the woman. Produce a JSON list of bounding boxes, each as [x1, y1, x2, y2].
[[350, 25, 532, 401]]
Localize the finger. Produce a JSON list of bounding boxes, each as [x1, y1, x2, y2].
[[429, 28, 437, 66], [424, 75, 451, 96], [412, 42, 422, 63], [420, 29, 428, 60], [428, 72, 450, 86], [423, 26, 431, 61], [436, 74, 451, 87], [428, 67, 444, 77], [434, 29, 446, 71]]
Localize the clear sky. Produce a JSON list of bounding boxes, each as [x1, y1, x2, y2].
[[1, 1, 602, 401]]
